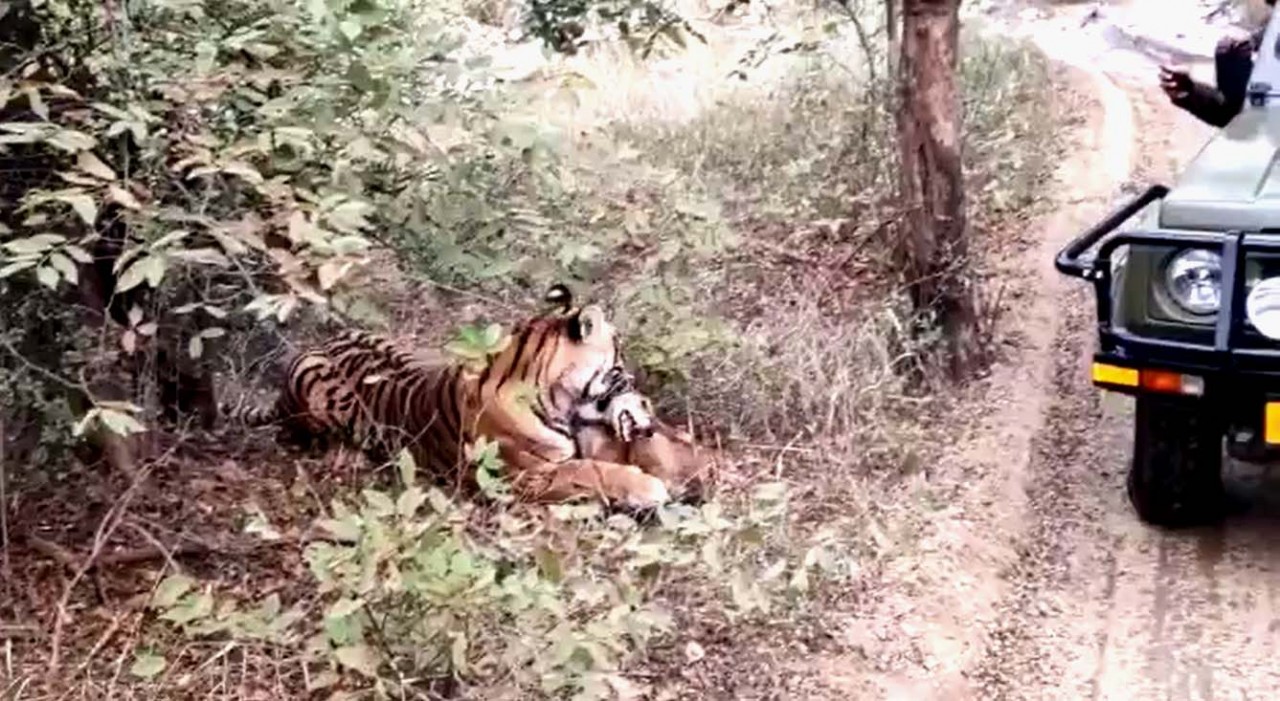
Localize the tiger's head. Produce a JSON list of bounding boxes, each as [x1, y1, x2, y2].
[[480, 284, 629, 426]]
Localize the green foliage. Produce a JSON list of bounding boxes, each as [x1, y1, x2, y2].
[[613, 277, 739, 388], [129, 651, 168, 680], [151, 576, 304, 643], [522, 0, 703, 57], [0, 286, 80, 473], [0, 0, 535, 444], [146, 451, 828, 698], [468, 437, 514, 502], [446, 322, 512, 370]]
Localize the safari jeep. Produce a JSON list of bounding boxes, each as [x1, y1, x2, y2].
[[1055, 17, 1280, 528]]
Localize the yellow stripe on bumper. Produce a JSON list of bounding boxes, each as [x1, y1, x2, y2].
[[1091, 363, 1139, 388], [1265, 403, 1280, 445]]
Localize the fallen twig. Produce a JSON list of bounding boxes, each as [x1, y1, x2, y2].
[[32, 532, 262, 573], [104, 610, 142, 701], [0, 623, 39, 639], [3, 675, 31, 700], [1, 413, 9, 580], [26, 531, 212, 571], [735, 441, 818, 454], [1203, 0, 1232, 22], [0, 335, 87, 395], [70, 610, 126, 682], [836, 217, 896, 269], [25, 535, 79, 569], [121, 520, 181, 573], [752, 240, 821, 266], [98, 541, 210, 568]]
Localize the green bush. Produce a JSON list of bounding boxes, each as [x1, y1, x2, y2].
[[141, 452, 827, 698], [0, 0, 536, 451]]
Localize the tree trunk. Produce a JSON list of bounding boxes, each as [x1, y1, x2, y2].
[[885, 0, 899, 73], [895, 0, 976, 379]]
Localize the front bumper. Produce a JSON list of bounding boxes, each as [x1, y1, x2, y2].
[[1056, 185, 1280, 458]]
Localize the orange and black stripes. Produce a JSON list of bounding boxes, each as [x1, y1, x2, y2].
[[220, 301, 628, 486]]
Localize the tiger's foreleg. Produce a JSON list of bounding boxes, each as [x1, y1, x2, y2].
[[504, 449, 670, 509], [540, 459, 672, 509]]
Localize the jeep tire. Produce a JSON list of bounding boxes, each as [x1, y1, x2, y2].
[[1127, 396, 1225, 528]]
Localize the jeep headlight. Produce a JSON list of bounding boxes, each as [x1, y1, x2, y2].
[[1165, 249, 1222, 315], [1247, 277, 1280, 340]]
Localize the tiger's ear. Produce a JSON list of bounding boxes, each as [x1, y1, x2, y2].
[[544, 284, 573, 313], [568, 304, 606, 342]]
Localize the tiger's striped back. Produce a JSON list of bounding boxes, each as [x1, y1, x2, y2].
[[222, 330, 467, 471], [221, 293, 629, 487]]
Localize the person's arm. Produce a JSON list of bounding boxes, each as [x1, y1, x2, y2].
[[1162, 27, 1259, 129], [1214, 32, 1258, 122], [1171, 80, 1237, 127], [1162, 64, 1237, 128]]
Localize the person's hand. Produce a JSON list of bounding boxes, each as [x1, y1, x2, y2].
[[1160, 64, 1192, 101], [1215, 30, 1253, 57]]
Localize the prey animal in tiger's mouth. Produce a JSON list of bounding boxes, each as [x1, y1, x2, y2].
[[572, 367, 656, 443], [571, 381, 715, 505]]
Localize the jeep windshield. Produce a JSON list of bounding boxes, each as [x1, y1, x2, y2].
[[1159, 9, 1280, 232]]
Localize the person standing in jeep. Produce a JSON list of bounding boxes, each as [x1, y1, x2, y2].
[[1159, 0, 1276, 127]]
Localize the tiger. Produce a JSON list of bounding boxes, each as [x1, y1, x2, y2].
[[571, 386, 717, 504], [220, 285, 671, 509]]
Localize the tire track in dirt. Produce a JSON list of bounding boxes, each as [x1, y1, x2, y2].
[[973, 40, 1280, 701], [962, 51, 1142, 699]]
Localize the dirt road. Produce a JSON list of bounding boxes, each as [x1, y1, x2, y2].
[[972, 6, 1280, 700]]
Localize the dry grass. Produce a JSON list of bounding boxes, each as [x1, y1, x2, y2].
[[598, 23, 1067, 698]]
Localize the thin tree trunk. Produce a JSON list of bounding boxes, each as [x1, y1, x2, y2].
[[895, 0, 976, 379], [885, 0, 899, 74]]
